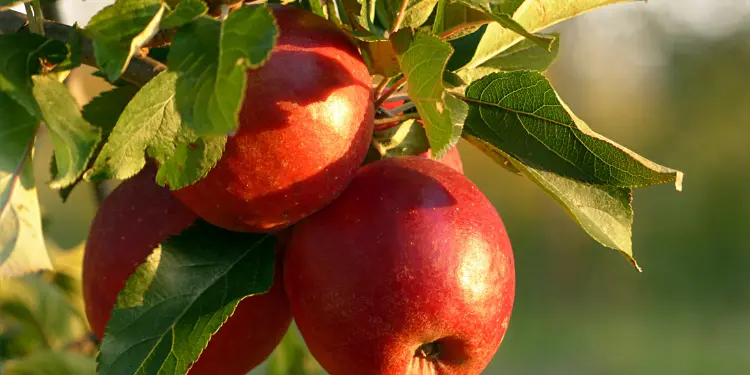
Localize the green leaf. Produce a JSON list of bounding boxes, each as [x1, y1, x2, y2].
[[97, 221, 277, 375], [53, 26, 84, 73], [331, 0, 353, 26], [31, 75, 101, 189], [492, 0, 524, 14], [442, 70, 466, 88], [3, 350, 96, 375], [0, 156, 49, 279], [0, 93, 50, 278], [462, 71, 683, 189], [479, 32, 560, 71], [322, 0, 385, 41], [84, 0, 167, 82], [466, 143, 638, 269], [0, 34, 98, 190], [82, 84, 140, 138], [391, 29, 468, 158], [0, 33, 68, 112], [354, 0, 372, 28], [0, 301, 50, 348], [362, 40, 401, 77], [154, 135, 226, 189], [51, 84, 140, 202], [0, 275, 85, 346], [460, 0, 639, 69], [451, 33, 559, 94], [0, 93, 37, 221], [367, 119, 430, 162], [85, 71, 226, 189], [378, 0, 438, 32], [439, 1, 491, 40], [522, 168, 638, 269], [0, 0, 29, 11], [160, 0, 208, 29], [453, 0, 553, 51], [446, 23, 486, 71], [168, 6, 278, 136], [305, 0, 328, 18]]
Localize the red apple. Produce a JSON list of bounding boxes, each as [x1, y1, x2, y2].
[[379, 99, 464, 173], [83, 166, 292, 375], [284, 157, 515, 375], [173, 5, 375, 233]]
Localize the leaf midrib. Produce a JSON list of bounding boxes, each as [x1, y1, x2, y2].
[[461, 86, 648, 185], [111, 235, 271, 375]]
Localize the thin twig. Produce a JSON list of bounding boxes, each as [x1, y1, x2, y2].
[[390, 0, 409, 35], [0, 10, 165, 87], [378, 105, 394, 118], [372, 78, 388, 101], [388, 101, 415, 114], [373, 112, 420, 126], [374, 76, 407, 108], [384, 94, 410, 103]]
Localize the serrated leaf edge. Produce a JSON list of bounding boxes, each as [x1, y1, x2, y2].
[[461, 70, 684, 189], [97, 232, 275, 374]]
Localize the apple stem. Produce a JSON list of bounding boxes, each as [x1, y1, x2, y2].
[[372, 78, 389, 101], [374, 77, 407, 109]]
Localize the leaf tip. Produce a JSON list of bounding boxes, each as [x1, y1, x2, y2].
[[620, 252, 642, 272], [631, 258, 643, 273], [674, 171, 684, 192]]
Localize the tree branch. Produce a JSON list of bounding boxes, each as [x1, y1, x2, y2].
[[0, 9, 165, 87]]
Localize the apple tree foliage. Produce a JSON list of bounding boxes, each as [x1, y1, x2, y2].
[[0, 0, 683, 373]]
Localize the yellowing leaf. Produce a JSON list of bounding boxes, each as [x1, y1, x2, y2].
[[461, 0, 641, 69]]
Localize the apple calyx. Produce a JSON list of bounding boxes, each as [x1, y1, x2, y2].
[[415, 341, 442, 361]]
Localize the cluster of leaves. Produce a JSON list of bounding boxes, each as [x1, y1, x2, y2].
[[0, 0, 684, 373], [0, 245, 97, 375]]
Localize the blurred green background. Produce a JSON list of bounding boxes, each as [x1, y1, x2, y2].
[[2, 1, 749, 374]]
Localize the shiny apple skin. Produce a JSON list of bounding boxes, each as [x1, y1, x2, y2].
[[284, 156, 515, 375], [83, 166, 292, 375], [173, 6, 375, 232]]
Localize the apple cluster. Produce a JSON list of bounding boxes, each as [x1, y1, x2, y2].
[[82, 6, 515, 375]]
